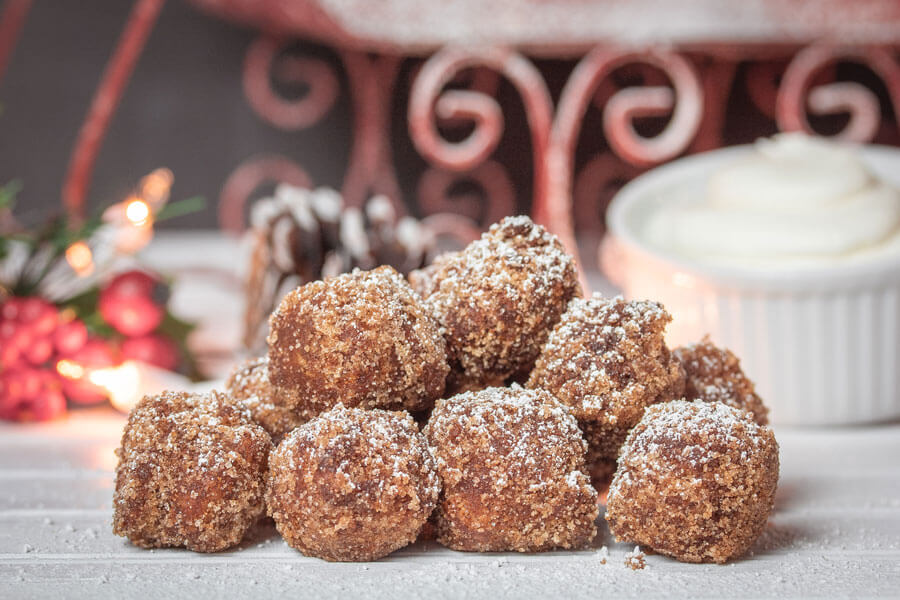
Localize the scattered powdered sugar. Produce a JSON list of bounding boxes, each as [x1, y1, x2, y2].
[[624, 546, 646, 570]]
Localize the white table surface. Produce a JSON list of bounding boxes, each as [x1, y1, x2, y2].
[[1, 408, 898, 599], [2, 231, 899, 598]]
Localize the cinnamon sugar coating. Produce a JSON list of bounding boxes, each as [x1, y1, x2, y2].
[[606, 400, 779, 564], [226, 356, 310, 444], [527, 295, 685, 480], [674, 336, 769, 425], [267, 265, 449, 414], [112, 391, 272, 552], [408, 251, 457, 299], [266, 405, 440, 562], [417, 216, 580, 393], [423, 386, 598, 552]]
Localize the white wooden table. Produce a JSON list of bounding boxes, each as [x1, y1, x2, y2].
[[1, 408, 898, 599]]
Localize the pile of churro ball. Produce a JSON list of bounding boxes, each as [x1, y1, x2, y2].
[[113, 216, 779, 564]]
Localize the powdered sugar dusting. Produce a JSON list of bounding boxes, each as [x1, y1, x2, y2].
[[267, 265, 448, 413], [674, 336, 769, 425], [420, 216, 580, 390], [266, 404, 440, 561], [424, 385, 598, 552], [606, 399, 780, 564]]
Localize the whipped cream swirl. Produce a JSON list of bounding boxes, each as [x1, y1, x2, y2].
[[643, 134, 900, 266]]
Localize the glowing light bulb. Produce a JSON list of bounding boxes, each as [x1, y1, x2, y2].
[[56, 359, 86, 380], [125, 198, 151, 226], [140, 168, 173, 204], [89, 361, 142, 413], [65, 241, 94, 276]]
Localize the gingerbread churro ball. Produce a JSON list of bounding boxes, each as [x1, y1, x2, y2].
[[417, 216, 580, 392], [266, 405, 440, 562], [674, 336, 769, 425], [527, 295, 685, 480], [606, 400, 779, 564], [113, 391, 272, 552], [424, 386, 598, 552], [407, 251, 458, 299], [226, 356, 310, 444], [267, 265, 449, 414]]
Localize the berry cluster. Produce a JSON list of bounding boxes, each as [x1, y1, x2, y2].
[[0, 270, 180, 422], [98, 271, 178, 372], [0, 297, 77, 421]]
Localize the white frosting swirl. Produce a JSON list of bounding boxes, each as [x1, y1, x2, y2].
[[643, 134, 900, 267]]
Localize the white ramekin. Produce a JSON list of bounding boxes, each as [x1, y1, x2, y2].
[[602, 145, 900, 426]]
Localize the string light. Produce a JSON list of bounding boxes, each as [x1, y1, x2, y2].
[[125, 197, 151, 226], [64, 241, 94, 276], [56, 359, 85, 380], [140, 168, 173, 204], [89, 362, 141, 413]]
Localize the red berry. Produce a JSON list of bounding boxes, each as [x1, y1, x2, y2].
[[60, 338, 116, 405], [121, 334, 179, 371], [53, 320, 88, 355], [24, 338, 54, 366], [20, 297, 57, 334], [70, 338, 117, 367], [0, 297, 24, 321], [0, 371, 19, 401], [0, 396, 23, 421], [102, 270, 157, 299], [20, 368, 43, 399], [99, 293, 163, 337], [28, 389, 67, 421], [0, 320, 17, 339], [0, 326, 30, 369], [0, 370, 23, 399]]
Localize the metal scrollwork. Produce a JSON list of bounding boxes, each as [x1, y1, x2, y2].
[[242, 35, 340, 131], [777, 44, 900, 142]]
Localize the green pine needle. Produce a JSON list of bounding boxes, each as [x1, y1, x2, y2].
[[154, 196, 206, 222]]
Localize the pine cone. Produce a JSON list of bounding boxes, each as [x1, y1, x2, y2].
[[242, 185, 436, 352]]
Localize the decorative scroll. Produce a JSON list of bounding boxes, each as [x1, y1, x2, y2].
[[408, 45, 553, 198], [416, 160, 516, 227], [218, 155, 312, 234], [777, 45, 900, 142], [242, 36, 340, 130], [572, 153, 642, 235], [407, 45, 706, 291]]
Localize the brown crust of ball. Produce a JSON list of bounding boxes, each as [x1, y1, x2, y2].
[[112, 391, 272, 552], [407, 251, 457, 299], [266, 405, 440, 562], [674, 336, 769, 425], [423, 386, 598, 552], [267, 265, 449, 413], [606, 400, 779, 564], [419, 216, 580, 393], [527, 296, 685, 473], [226, 356, 311, 444]]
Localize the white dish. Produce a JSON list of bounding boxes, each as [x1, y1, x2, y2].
[[602, 144, 900, 425]]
